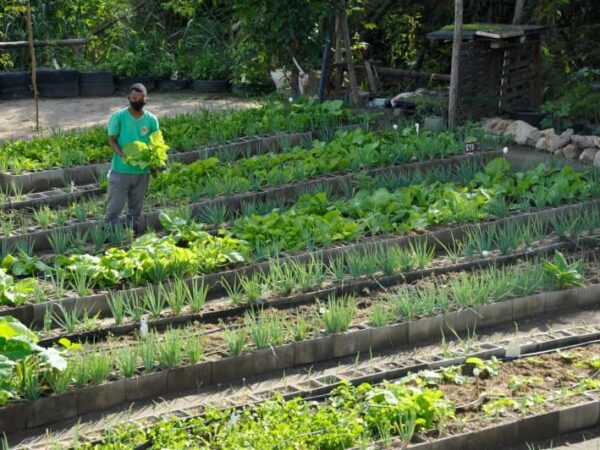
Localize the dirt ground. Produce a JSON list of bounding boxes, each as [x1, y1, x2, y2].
[[0, 91, 259, 142]]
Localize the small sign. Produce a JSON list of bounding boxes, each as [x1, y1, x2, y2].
[[465, 140, 478, 153]]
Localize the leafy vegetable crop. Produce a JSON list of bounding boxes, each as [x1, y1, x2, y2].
[[122, 130, 169, 170], [54, 212, 249, 289], [149, 126, 472, 204], [82, 380, 453, 449], [0, 316, 67, 405], [0, 99, 356, 173]]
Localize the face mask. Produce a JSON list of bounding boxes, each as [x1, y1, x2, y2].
[[129, 99, 145, 111]]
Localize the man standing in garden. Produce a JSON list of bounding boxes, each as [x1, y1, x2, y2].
[[103, 83, 159, 232]]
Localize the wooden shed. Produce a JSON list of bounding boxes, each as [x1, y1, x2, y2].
[[427, 24, 547, 119]]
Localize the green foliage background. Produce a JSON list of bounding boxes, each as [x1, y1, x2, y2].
[[0, 0, 598, 97]]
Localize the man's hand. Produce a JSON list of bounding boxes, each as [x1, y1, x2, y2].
[[109, 135, 124, 158], [150, 166, 166, 176]]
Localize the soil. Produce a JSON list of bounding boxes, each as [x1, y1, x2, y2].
[[0, 91, 258, 143], [425, 343, 600, 440]]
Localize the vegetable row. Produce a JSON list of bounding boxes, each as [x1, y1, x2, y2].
[[1, 157, 599, 307], [83, 344, 600, 449], [0, 123, 500, 234], [0, 98, 354, 174], [1, 250, 594, 408]]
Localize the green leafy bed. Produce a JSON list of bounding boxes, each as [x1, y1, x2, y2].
[[0, 316, 67, 406], [53, 212, 249, 288], [83, 380, 454, 449], [122, 130, 169, 170], [0, 99, 354, 174], [149, 125, 500, 204], [0, 157, 596, 306], [233, 157, 597, 252]]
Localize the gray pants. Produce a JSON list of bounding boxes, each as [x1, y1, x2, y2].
[[103, 171, 150, 230]]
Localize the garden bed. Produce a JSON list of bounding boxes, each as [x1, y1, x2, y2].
[[0, 149, 498, 252], [3, 272, 600, 434], [0, 130, 314, 193], [34, 234, 596, 346], [3, 187, 597, 328]]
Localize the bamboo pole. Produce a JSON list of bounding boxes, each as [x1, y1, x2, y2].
[[448, 0, 463, 129], [26, 2, 39, 132]]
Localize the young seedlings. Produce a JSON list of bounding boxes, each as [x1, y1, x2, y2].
[[156, 329, 184, 369], [161, 279, 186, 316], [45, 366, 72, 395], [140, 339, 155, 373], [370, 302, 393, 328], [198, 203, 230, 227], [142, 287, 166, 318], [238, 272, 265, 304], [68, 266, 94, 297], [115, 348, 138, 378], [123, 291, 146, 322], [185, 278, 208, 313], [322, 294, 356, 334], [85, 351, 113, 385], [223, 323, 247, 356], [51, 303, 82, 333], [409, 240, 435, 269], [16, 358, 42, 401], [268, 261, 297, 295], [33, 206, 56, 230], [107, 292, 126, 325], [221, 277, 245, 305], [185, 336, 204, 364], [89, 224, 109, 251], [48, 229, 74, 255], [245, 310, 284, 349], [288, 316, 311, 341]]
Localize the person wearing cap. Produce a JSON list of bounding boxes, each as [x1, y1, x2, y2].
[[103, 83, 159, 231]]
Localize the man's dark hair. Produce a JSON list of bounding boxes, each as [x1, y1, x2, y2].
[[130, 83, 147, 96]]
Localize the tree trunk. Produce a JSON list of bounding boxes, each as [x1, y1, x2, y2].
[[512, 0, 525, 25], [290, 64, 300, 96], [26, 2, 39, 132], [448, 0, 463, 129], [339, 0, 361, 107]]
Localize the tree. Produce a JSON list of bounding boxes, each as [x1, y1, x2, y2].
[[229, 0, 329, 93], [512, 0, 525, 24]]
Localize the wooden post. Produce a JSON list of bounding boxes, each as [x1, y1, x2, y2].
[[338, 0, 361, 107], [363, 60, 378, 94], [448, 0, 463, 129], [26, 2, 39, 132]]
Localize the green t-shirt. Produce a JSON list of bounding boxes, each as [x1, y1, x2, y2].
[[107, 108, 160, 174]]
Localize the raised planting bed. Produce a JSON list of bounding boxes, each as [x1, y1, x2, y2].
[[3, 280, 600, 436], [0, 130, 314, 193], [73, 338, 600, 450], [0, 99, 358, 178], [0, 184, 104, 211], [0, 149, 499, 253], [34, 231, 597, 346], [0, 123, 495, 220], [2, 166, 599, 328]]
